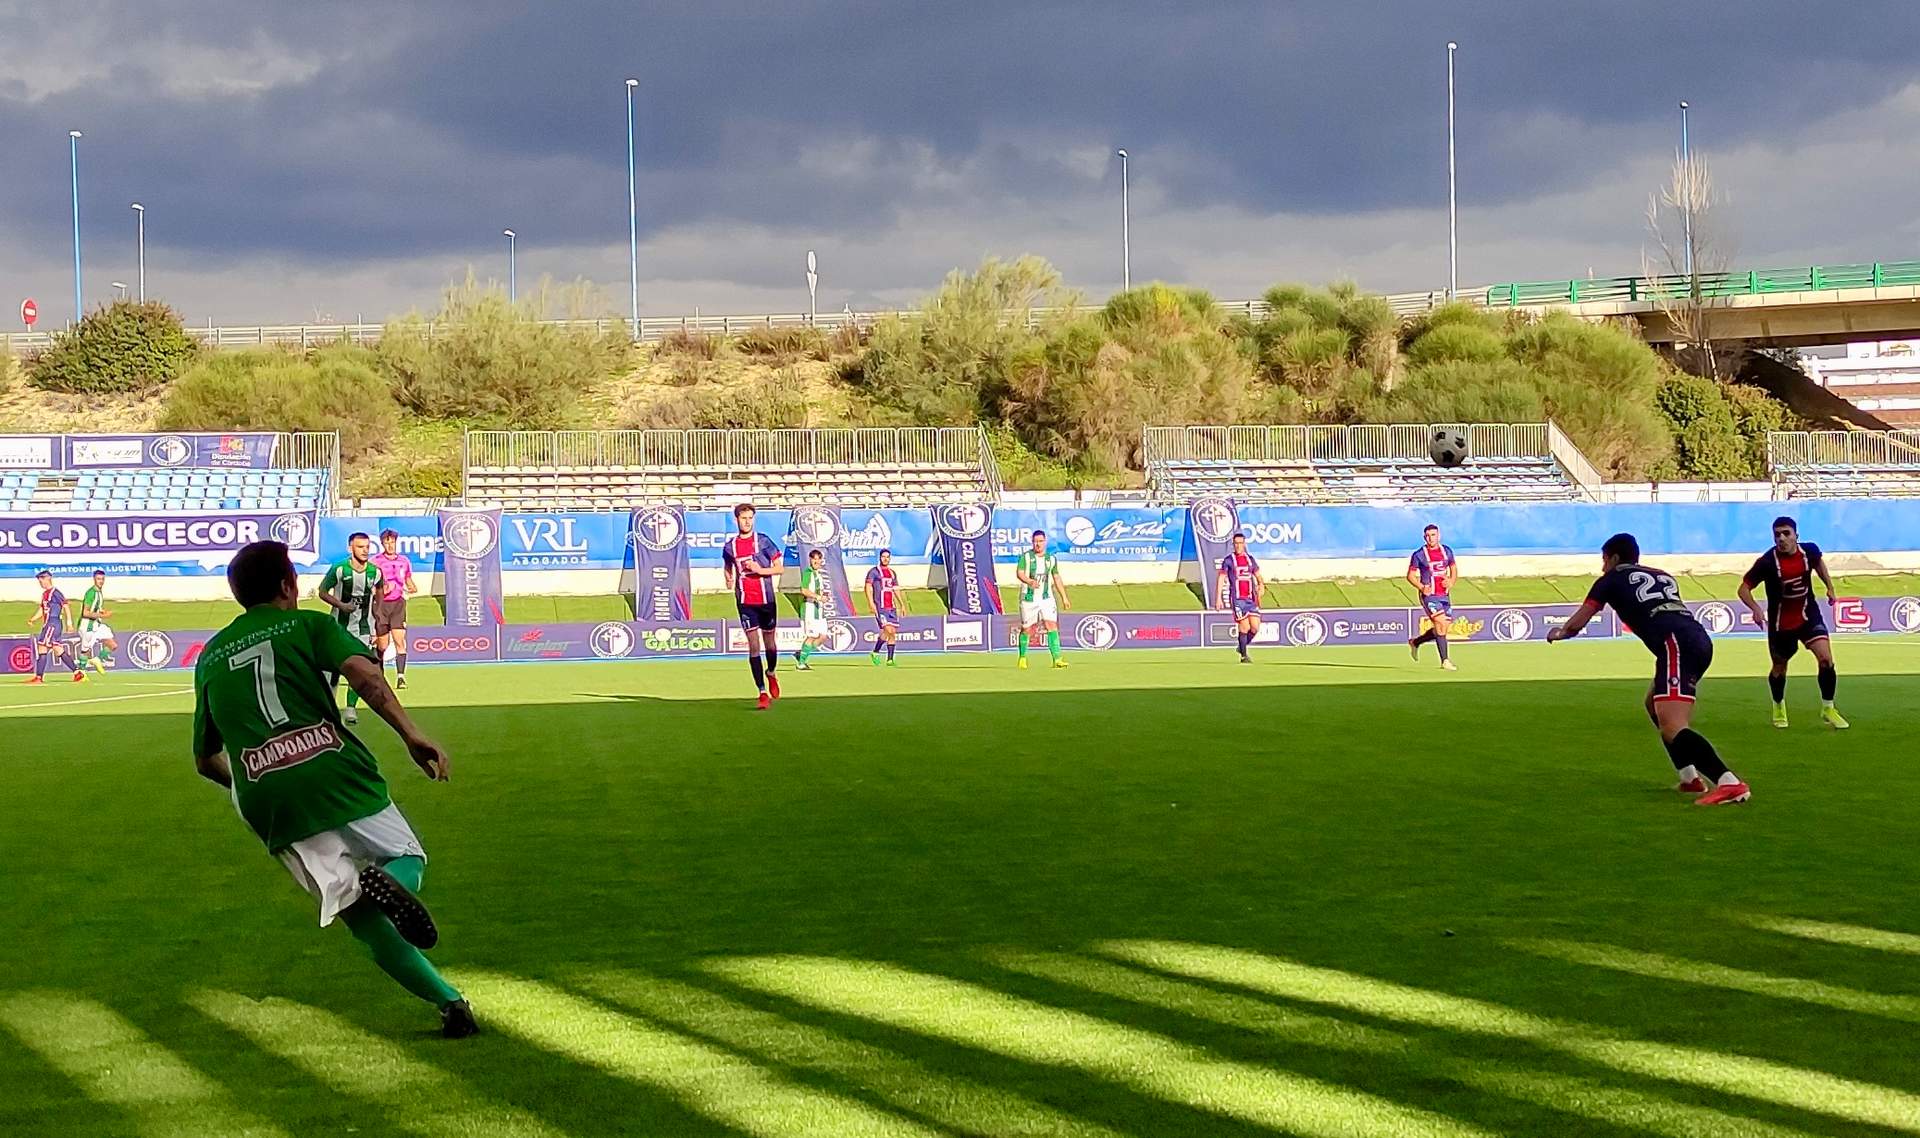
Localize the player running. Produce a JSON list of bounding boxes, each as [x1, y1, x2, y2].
[[1547, 533, 1751, 806], [794, 548, 829, 669], [76, 569, 117, 674], [1738, 516, 1848, 730], [191, 539, 474, 1039], [24, 569, 85, 684], [371, 529, 418, 690], [866, 548, 902, 667], [1216, 532, 1264, 663], [1407, 524, 1458, 671], [721, 503, 783, 710], [1015, 530, 1070, 669], [319, 532, 383, 725]]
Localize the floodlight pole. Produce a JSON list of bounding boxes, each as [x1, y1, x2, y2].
[[626, 78, 641, 340], [1447, 42, 1458, 301], [1116, 148, 1131, 291]]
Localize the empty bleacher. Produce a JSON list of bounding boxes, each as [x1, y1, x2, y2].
[[464, 428, 1001, 510], [1768, 429, 1920, 498], [1143, 423, 1587, 504], [1, 469, 331, 512]]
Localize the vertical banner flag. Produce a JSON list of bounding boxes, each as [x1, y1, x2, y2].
[[437, 507, 504, 627], [789, 504, 857, 618], [933, 503, 1001, 616], [1187, 496, 1241, 610], [629, 505, 693, 621]]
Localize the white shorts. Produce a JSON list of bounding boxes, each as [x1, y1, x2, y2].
[[1020, 598, 1059, 627], [275, 803, 426, 928], [801, 616, 827, 639], [78, 626, 114, 651]]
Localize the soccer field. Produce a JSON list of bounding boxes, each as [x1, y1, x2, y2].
[[3, 639, 1918, 1137]]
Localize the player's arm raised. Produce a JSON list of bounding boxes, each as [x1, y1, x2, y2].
[[340, 655, 448, 782], [1545, 599, 1603, 643]]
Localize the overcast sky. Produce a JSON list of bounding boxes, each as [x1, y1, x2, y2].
[[2, 1, 1918, 327]]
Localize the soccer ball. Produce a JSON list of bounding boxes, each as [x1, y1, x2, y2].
[[1428, 429, 1469, 468]]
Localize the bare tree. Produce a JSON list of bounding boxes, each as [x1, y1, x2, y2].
[[1643, 151, 1735, 377]]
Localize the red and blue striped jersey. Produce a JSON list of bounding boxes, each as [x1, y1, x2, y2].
[[865, 566, 899, 611], [721, 532, 783, 605], [1743, 543, 1824, 632], [1219, 552, 1261, 601], [1410, 544, 1456, 597]]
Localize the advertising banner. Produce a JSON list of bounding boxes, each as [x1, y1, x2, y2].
[[63, 433, 278, 470], [991, 508, 1187, 564], [0, 435, 60, 470], [992, 612, 1208, 652], [0, 511, 318, 561], [1440, 604, 1619, 644], [1185, 497, 1242, 609], [933, 503, 1001, 616], [0, 635, 33, 673], [629, 505, 692, 621], [437, 507, 504, 627], [788, 504, 858, 619], [404, 626, 500, 664], [118, 628, 218, 671]]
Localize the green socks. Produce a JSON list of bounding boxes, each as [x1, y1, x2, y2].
[[340, 856, 460, 1008], [346, 687, 360, 708], [797, 643, 814, 663], [1046, 630, 1061, 661], [1018, 634, 1029, 660]]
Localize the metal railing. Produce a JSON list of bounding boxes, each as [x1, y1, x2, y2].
[[0, 288, 1469, 356], [1768, 429, 1920, 469], [275, 432, 341, 507], [1486, 260, 1920, 308], [1142, 422, 1552, 467], [465, 425, 992, 478]]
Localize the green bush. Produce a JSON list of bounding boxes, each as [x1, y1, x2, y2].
[[28, 300, 198, 394], [346, 455, 463, 500], [1405, 322, 1505, 367], [624, 370, 810, 431], [0, 346, 18, 394], [158, 345, 398, 460], [734, 325, 828, 361], [657, 328, 724, 360], [374, 281, 629, 428]]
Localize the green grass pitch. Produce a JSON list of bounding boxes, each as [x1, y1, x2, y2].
[[2, 637, 1918, 1136]]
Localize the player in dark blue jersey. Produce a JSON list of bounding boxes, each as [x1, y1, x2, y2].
[[1216, 533, 1264, 663], [1406, 525, 1458, 671], [1547, 533, 1751, 806], [25, 570, 86, 684], [1737, 516, 1847, 730], [720, 503, 784, 710]]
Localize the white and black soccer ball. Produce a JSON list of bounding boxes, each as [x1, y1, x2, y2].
[[1428, 429, 1469, 468]]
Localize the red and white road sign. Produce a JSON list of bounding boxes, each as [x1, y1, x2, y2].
[[20, 298, 37, 328]]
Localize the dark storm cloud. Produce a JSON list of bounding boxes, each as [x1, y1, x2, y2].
[[0, 1, 1917, 309]]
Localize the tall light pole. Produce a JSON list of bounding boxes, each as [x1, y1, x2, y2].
[[625, 77, 640, 340], [503, 229, 517, 304], [130, 203, 145, 301], [1678, 100, 1694, 281], [1447, 41, 1458, 301], [1115, 148, 1131, 291], [110, 281, 127, 300], [69, 130, 83, 323]]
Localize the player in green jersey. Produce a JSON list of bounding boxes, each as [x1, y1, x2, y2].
[[319, 532, 384, 726], [192, 540, 475, 1038], [794, 549, 828, 669], [77, 569, 117, 673], [1015, 529, 1070, 669]]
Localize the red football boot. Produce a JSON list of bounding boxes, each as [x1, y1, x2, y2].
[[1694, 781, 1752, 807]]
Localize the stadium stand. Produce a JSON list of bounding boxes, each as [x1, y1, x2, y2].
[[1142, 423, 1590, 504], [1768, 429, 1920, 498], [463, 427, 1001, 510], [0, 433, 338, 513]]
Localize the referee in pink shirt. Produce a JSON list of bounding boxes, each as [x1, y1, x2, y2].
[[372, 529, 419, 689]]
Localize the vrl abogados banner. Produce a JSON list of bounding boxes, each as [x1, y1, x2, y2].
[[437, 507, 504, 627], [1186, 497, 1241, 610], [934, 503, 1001, 616], [789, 505, 857, 618], [629, 505, 692, 620]]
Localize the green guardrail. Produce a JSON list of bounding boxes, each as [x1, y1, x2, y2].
[[1486, 260, 1920, 308]]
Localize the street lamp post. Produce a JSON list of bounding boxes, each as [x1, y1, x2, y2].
[[626, 77, 640, 340], [1678, 100, 1694, 282], [503, 229, 517, 304], [130, 203, 145, 302], [110, 281, 127, 300], [69, 130, 83, 323], [1447, 41, 1458, 301], [1115, 148, 1131, 291]]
